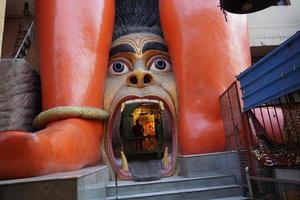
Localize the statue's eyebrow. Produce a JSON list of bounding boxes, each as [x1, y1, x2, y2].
[[109, 44, 136, 57], [142, 42, 168, 53]]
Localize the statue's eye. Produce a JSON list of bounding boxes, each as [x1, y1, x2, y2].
[[108, 61, 130, 75], [113, 62, 125, 72], [149, 57, 171, 72]]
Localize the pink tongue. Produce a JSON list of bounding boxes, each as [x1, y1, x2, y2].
[[129, 159, 162, 181]]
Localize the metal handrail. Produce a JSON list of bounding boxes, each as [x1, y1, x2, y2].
[[245, 167, 300, 200], [14, 21, 35, 59], [114, 171, 119, 200], [246, 167, 255, 200], [249, 175, 300, 185]]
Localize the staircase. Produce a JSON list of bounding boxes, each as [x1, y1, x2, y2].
[[106, 175, 249, 200], [12, 22, 35, 59], [0, 152, 250, 200]]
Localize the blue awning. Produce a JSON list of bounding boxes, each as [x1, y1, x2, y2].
[[237, 31, 300, 111]]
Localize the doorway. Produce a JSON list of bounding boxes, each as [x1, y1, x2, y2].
[[120, 103, 164, 161]]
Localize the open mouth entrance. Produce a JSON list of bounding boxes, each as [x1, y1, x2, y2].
[[107, 97, 176, 181]]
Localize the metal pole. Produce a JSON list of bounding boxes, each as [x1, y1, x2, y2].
[[245, 167, 254, 200], [273, 105, 283, 143], [115, 171, 118, 200], [266, 106, 276, 141]]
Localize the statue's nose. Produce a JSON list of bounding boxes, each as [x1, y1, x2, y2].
[[127, 70, 153, 88]]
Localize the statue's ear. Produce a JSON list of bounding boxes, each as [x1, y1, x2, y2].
[[36, 0, 115, 110], [159, 0, 251, 154]]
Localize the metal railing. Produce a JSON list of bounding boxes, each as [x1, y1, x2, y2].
[[247, 90, 300, 145], [246, 167, 300, 200]]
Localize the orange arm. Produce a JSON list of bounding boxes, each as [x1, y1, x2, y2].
[[160, 0, 251, 154], [0, 0, 114, 180]]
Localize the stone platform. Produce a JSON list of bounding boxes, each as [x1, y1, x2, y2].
[[178, 151, 242, 185], [0, 165, 109, 200]]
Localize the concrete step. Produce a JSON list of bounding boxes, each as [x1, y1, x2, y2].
[[106, 184, 243, 200], [210, 196, 250, 200], [106, 175, 236, 197]]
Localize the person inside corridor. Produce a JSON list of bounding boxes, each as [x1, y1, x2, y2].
[[132, 118, 144, 151]]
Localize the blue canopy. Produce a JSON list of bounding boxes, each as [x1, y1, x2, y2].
[[237, 31, 300, 111]]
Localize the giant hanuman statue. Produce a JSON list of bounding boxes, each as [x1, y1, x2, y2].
[[0, 0, 250, 180]]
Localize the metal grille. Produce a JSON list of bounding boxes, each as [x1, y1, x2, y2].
[[248, 90, 300, 145], [220, 81, 252, 187], [220, 82, 245, 149]]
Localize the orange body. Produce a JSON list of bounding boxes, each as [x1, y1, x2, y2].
[[160, 0, 251, 154], [0, 0, 252, 180], [0, 0, 114, 179]]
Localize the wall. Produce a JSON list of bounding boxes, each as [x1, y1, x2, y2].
[[248, 0, 300, 47], [5, 0, 35, 16], [1, 0, 37, 69], [1, 0, 35, 58]]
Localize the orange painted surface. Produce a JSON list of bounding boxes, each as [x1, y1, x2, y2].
[[160, 0, 251, 154], [0, 0, 114, 179]]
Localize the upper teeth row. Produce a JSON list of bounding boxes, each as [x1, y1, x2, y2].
[[125, 99, 159, 104], [120, 99, 164, 112]]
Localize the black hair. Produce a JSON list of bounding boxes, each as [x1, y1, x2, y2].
[[113, 0, 163, 40]]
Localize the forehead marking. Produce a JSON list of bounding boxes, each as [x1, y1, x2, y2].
[[112, 35, 165, 56]]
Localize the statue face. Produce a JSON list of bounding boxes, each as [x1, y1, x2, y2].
[[103, 33, 178, 179]]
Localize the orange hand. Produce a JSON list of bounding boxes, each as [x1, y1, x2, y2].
[[0, 0, 114, 179], [160, 0, 251, 154]]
